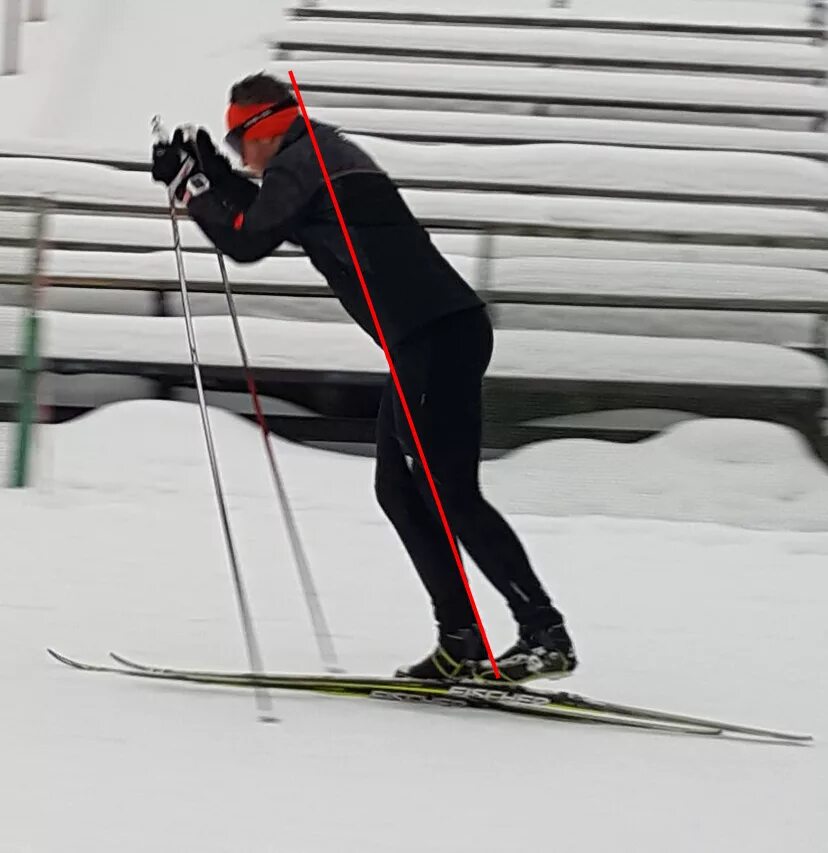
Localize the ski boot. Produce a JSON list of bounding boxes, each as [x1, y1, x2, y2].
[[395, 626, 486, 681], [482, 621, 577, 683]]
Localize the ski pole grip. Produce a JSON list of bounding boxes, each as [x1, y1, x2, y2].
[[151, 114, 169, 145]]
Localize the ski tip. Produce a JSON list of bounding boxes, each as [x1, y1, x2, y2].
[[776, 732, 815, 745], [46, 648, 85, 669], [109, 652, 140, 669]]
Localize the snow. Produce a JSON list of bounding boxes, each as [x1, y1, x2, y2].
[[555, 0, 814, 27], [350, 139, 828, 201], [4, 248, 828, 309], [483, 257, 828, 304], [0, 305, 823, 389], [290, 0, 814, 28], [5, 184, 828, 253], [7, 142, 828, 205], [0, 0, 292, 147], [6, 111, 828, 158], [295, 110, 828, 157], [434, 233, 828, 272], [488, 417, 828, 531], [277, 20, 824, 72], [2, 1, 828, 850], [1, 401, 826, 852], [3, 249, 825, 350], [405, 189, 828, 240], [275, 59, 828, 113]]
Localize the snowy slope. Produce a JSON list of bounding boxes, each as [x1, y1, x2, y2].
[[0, 401, 825, 852]]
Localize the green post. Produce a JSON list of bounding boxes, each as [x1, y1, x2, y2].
[[11, 199, 47, 488]]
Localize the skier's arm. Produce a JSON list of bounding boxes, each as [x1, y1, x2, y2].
[[212, 169, 259, 212], [186, 164, 309, 263]]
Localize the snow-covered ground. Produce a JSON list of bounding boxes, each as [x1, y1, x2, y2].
[[1, 402, 826, 851]]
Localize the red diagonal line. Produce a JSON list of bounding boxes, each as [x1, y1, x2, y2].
[[289, 70, 500, 678]]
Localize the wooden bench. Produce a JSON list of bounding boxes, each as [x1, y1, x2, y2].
[[332, 137, 828, 210], [0, 307, 823, 452], [3, 248, 828, 315], [287, 3, 825, 40], [2, 244, 826, 351], [273, 20, 826, 80], [6, 142, 828, 211], [5, 112, 828, 159], [273, 60, 828, 126], [3, 189, 828, 256]]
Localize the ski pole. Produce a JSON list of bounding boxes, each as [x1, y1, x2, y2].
[[151, 115, 276, 723], [173, 118, 341, 673], [213, 249, 341, 672]]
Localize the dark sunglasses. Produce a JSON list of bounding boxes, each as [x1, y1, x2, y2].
[[224, 98, 297, 156]]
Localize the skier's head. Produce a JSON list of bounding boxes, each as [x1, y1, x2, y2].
[[225, 73, 299, 175]]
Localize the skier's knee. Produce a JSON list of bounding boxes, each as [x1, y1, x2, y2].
[[431, 475, 482, 518]]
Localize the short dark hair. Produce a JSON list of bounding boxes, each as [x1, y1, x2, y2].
[[230, 72, 295, 105]]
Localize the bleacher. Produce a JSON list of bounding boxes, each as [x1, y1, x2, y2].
[[2, 0, 828, 455], [272, 20, 826, 80]]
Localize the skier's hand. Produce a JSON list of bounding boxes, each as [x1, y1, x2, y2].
[[190, 128, 235, 187], [151, 127, 196, 200]]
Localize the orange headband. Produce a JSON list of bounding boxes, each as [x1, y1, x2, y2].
[[225, 101, 300, 143]]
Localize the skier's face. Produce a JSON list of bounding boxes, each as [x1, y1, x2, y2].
[[241, 136, 283, 176]]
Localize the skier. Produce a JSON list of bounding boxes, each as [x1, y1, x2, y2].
[[151, 72, 577, 682]]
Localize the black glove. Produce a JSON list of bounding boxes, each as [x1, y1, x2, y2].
[[190, 128, 235, 188], [151, 127, 196, 200]]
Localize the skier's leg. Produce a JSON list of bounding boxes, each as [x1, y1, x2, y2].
[[374, 379, 476, 633], [410, 461, 554, 622], [395, 307, 577, 680], [394, 308, 555, 625]]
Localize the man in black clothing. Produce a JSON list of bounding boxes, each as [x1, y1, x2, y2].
[[151, 72, 576, 682]]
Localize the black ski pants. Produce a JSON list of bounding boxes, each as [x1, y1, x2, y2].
[[374, 306, 554, 632]]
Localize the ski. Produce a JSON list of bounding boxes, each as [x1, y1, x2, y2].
[[110, 652, 813, 743], [107, 652, 812, 744], [47, 649, 719, 737], [51, 649, 813, 742]]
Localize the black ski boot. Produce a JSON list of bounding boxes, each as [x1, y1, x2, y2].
[[483, 622, 577, 683], [395, 626, 486, 681]]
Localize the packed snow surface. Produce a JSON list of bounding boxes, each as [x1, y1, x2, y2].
[[0, 401, 826, 852]]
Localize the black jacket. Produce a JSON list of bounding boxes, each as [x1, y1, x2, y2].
[[187, 117, 484, 348]]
